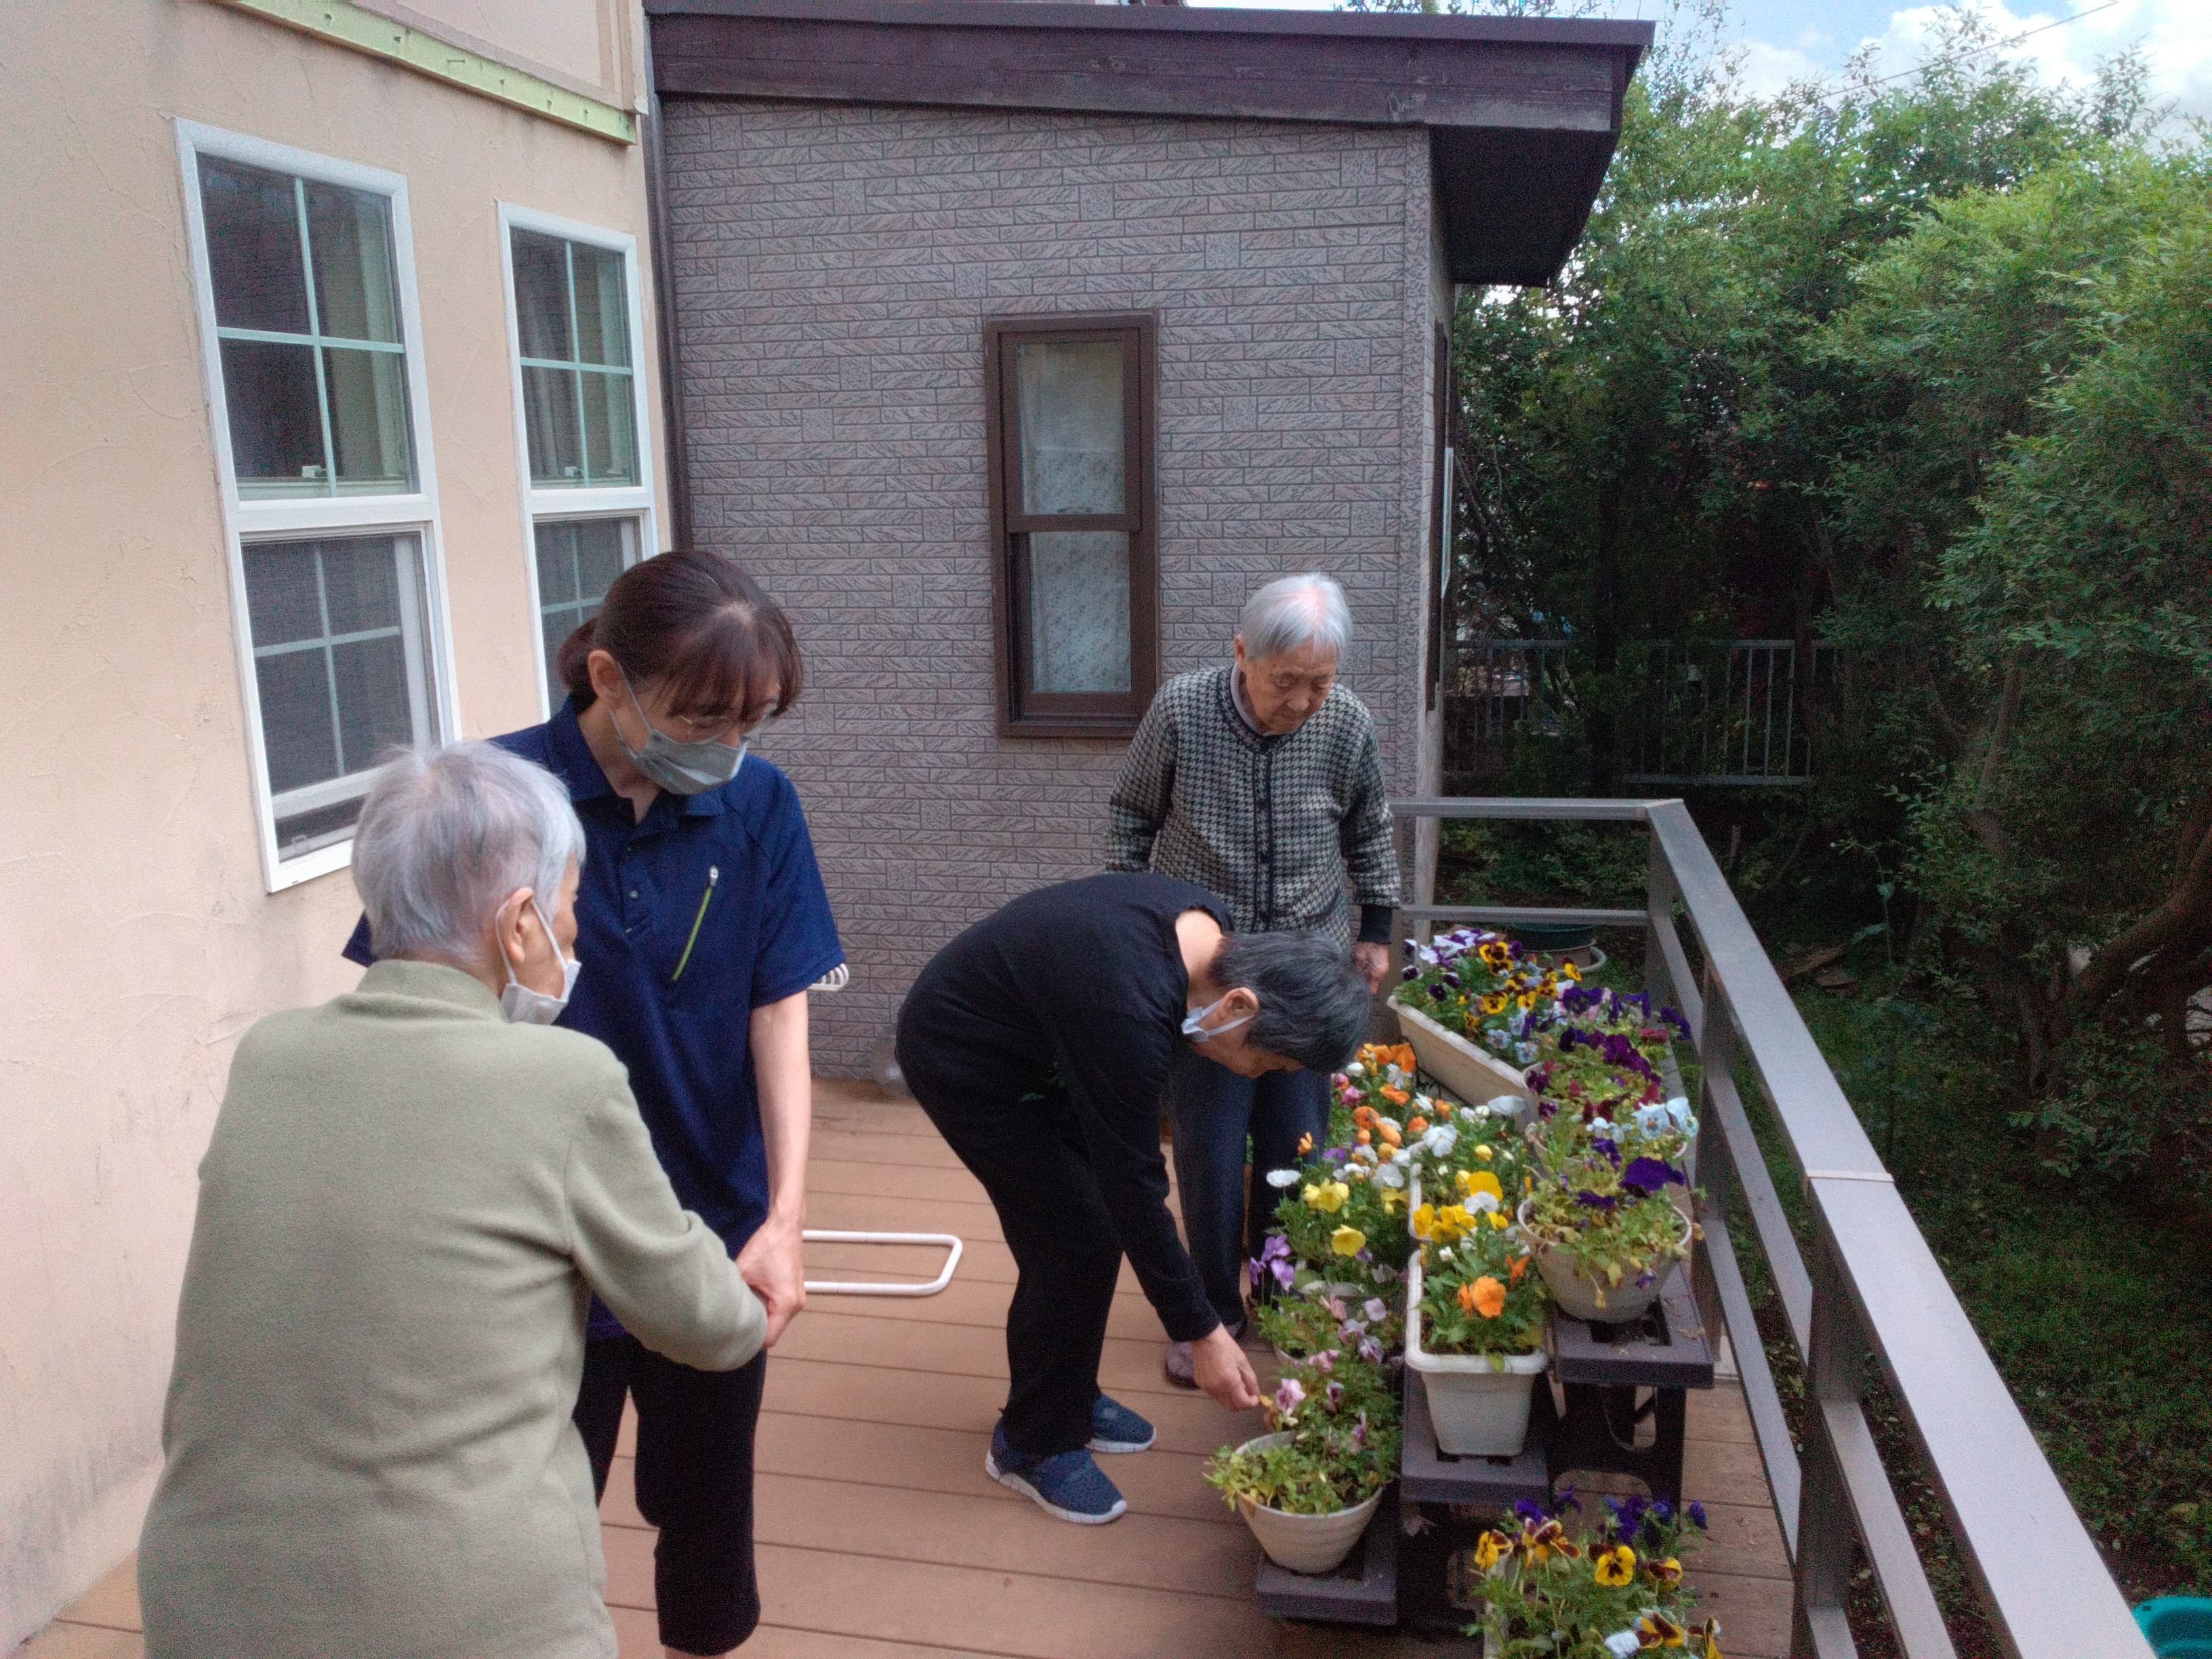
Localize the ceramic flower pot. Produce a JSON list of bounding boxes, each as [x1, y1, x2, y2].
[[1229, 1433, 1383, 1576], [1517, 1198, 1692, 1325], [1392, 999, 1534, 1113], [1404, 1251, 1547, 1456]]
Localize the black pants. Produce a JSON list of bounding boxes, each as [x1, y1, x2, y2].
[[575, 1335, 767, 1656], [897, 1042, 1123, 1459], [1167, 1045, 1331, 1328]]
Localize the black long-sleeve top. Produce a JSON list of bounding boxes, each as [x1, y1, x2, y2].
[[899, 873, 1230, 1343]]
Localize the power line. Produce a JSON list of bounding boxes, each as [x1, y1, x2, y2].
[[1815, 0, 2125, 99]]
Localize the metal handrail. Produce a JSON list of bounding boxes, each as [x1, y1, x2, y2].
[[1392, 796, 2150, 1659]]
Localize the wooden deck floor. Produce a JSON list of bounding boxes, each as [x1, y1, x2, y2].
[[14, 1080, 1793, 1659]]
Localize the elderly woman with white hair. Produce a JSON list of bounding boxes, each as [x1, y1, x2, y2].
[[1108, 572, 1399, 1385], [136, 741, 765, 1659]]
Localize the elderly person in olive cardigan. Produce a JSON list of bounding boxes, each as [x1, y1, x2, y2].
[[138, 742, 765, 1659], [1107, 572, 1399, 1385]]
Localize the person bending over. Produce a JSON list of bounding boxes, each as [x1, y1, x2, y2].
[[895, 872, 1370, 1524]]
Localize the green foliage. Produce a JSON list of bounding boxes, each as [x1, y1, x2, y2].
[[1468, 1500, 1717, 1657], [1414, 1218, 1544, 1357], [1204, 1345, 1401, 1516]]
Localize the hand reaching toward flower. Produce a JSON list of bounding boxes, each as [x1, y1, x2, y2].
[[1191, 1324, 1261, 1412]]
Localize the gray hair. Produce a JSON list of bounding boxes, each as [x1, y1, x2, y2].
[[1212, 930, 1372, 1073], [352, 742, 586, 968], [1238, 573, 1352, 662]]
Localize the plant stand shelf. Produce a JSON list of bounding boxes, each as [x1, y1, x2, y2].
[[1254, 1486, 1399, 1626], [1549, 1262, 1713, 1504], [1401, 1368, 1556, 1508]]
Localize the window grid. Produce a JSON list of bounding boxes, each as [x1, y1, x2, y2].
[[180, 123, 450, 890], [212, 173, 409, 497], [515, 237, 635, 489]]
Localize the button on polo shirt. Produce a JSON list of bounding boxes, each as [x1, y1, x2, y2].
[[345, 701, 844, 1287]]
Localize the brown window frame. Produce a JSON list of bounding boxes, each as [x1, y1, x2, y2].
[[984, 312, 1160, 737]]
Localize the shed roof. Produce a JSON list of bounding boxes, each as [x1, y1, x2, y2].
[[645, 0, 1650, 286]]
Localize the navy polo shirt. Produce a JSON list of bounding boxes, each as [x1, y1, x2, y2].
[[344, 701, 844, 1313]]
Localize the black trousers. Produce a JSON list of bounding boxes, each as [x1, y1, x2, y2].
[[575, 1335, 767, 1656], [1166, 1045, 1331, 1328], [897, 1042, 1124, 1459]]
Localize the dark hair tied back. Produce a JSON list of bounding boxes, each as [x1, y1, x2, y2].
[[554, 550, 802, 727]]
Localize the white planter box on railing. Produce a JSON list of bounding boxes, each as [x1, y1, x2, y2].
[[1392, 998, 1534, 1115]]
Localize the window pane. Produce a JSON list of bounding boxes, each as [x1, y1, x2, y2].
[[243, 539, 325, 646], [535, 520, 581, 606], [274, 796, 366, 859], [523, 365, 583, 483], [1028, 531, 1131, 693], [571, 243, 630, 367], [579, 370, 638, 485], [575, 518, 632, 598], [1016, 341, 1125, 515], [244, 535, 436, 860], [304, 180, 400, 344], [199, 158, 309, 335], [253, 644, 338, 794], [220, 337, 325, 494], [324, 346, 413, 493], [319, 535, 401, 635], [511, 230, 572, 361], [535, 518, 636, 708], [331, 633, 413, 774]]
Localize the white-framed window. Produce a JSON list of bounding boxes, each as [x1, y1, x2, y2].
[[497, 205, 657, 714], [177, 121, 457, 892]]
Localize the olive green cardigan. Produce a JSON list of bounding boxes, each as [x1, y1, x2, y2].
[[138, 960, 765, 1659]]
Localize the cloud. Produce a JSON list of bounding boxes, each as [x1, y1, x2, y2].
[[1739, 0, 2212, 123]]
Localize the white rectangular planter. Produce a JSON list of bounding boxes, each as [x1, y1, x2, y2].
[[1392, 998, 1534, 1113], [1404, 1182, 1549, 1458]]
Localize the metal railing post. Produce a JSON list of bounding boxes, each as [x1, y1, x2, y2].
[[1794, 1223, 1864, 1659]]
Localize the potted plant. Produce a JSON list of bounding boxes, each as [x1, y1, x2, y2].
[[1252, 1281, 1399, 1368], [1517, 1130, 1696, 1322], [1206, 1345, 1402, 1575], [1404, 1178, 1549, 1456], [1467, 1495, 1721, 1658]]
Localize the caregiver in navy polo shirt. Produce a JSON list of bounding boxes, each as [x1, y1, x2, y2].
[[344, 551, 841, 1659]]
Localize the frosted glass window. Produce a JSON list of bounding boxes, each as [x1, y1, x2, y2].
[[1016, 342, 1125, 514], [199, 157, 414, 498], [512, 229, 638, 487], [243, 533, 439, 860], [535, 517, 640, 707], [1029, 533, 1132, 693], [989, 316, 1155, 731]]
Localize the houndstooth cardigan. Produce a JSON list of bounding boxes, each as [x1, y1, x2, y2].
[[1107, 666, 1399, 949]]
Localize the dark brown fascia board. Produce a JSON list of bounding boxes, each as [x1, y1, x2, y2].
[[647, 0, 1649, 136]]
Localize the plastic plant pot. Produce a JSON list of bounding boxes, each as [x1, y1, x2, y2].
[[1403, 1248, 1547, 1457], [1229, 1433, 1384, 1576], [1392, 998, 1534, 1113], [1517, 1197, 1692, 1325]]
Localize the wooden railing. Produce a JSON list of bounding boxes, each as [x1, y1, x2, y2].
[[1393, 795, 2150, 1659]]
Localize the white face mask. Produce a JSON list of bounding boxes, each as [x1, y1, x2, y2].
[[500, 897, 581, 1025], [1181, 994, 1253, 1044]]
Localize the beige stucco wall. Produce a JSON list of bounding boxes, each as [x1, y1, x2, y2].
[[0, 0, 664, 1640]]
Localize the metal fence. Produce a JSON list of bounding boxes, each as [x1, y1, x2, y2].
[[1392, 795, 2151, 1659], [1443, 640, 1835, 787]]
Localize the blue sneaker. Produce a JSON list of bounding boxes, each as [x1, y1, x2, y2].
[[1088, 1394, 1156, 1454], [986, 1422, 1128, 1524]]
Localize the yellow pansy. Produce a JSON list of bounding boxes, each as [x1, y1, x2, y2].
[[1593, 1544, 1636, 1586], [1329, 1226, 1366, 1256], [1473, 1530, 1509, 1571], [1474, 1143, 1494, 1162], [1379, 1185, 1406, 1214], [1410, 1202, 1439, 1240], [1303, 1181, 1349, 1214], [1456, 1169, 1504, 1203]]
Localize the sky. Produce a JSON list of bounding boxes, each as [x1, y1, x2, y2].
[[1183, 0, 2212, 125]]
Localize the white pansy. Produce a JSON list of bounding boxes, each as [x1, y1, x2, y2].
[[1467, 1190, 1500, 1214], [1265, 1168, 1301, 1188], [1345, 1061, 1366, 1078], [1589, 1117, 1616, 1135], [1421, 1125, 1458, 1158], [1604, 1633, 1642, 1659], [1374, 1163, 1406, 1189], [1391, 1147, 1414, 1167], [1487, 1095, 1522, 1115]]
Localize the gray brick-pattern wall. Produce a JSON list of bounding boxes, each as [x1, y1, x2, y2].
[[663, 100, 1437, 1070]]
